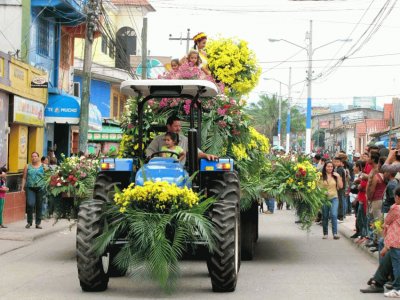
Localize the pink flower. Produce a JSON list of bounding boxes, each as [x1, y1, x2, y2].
[[230, 98, 236, 105], [159, 98, 169, 108], [148, 100, 155, 107], [218, 120, 227, 128], [184, 99, 191, 115], [127, 123, 134, 129], [217, 108, 227, 116]]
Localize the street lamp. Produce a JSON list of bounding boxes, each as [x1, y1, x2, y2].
[[269, 20, 352, 154]]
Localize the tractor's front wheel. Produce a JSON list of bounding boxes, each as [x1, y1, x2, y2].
[[76, 200, 109, 292], [207, 201, 240, 292]]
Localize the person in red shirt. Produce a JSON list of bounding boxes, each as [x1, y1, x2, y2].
[[381, 187, 400, 298]]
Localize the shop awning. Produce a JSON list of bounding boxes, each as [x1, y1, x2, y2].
[[88, 125, 123, 141], [45, 93, 102, 131], [45, 93, 80, 124]]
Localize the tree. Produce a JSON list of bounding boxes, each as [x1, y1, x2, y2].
[[245, 94, 288, 141], [312, 129, 325, 148], [246, 94, 305, 145]]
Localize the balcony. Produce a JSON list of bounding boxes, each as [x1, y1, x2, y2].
[[31, 0, 86, 25]]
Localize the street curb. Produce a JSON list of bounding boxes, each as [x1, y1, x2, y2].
[[0, 219, 74, 242], [338, 222, 379, 261]]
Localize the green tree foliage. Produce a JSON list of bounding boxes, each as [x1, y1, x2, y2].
[[245, 94, 305, 144]]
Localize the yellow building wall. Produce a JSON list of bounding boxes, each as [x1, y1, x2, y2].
[[8, 125, 44, 173], [74, 10, 117, 68], [7, 58, 47, 104], [28, 126, 44, 159], [8, 124, 29, 172]]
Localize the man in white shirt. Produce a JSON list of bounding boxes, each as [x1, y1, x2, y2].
[[145, 116, 218, 164]]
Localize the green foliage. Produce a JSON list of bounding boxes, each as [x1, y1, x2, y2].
[[262, 156, 329, 230], [94, 197, 216, 292]]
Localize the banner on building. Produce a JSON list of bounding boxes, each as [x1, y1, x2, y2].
[[341, 111, 365, 125], [353, 97, 377, 110], [12, 96, 45, 127], [319, 120, 329, 129]]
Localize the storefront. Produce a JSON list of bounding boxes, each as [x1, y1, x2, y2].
[[45, 92, 102, 158], [0, 53, 48, 223], [88, 121, 123, 155]]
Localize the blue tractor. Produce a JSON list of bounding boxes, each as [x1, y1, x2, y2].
[[76, 80, 241, 292]]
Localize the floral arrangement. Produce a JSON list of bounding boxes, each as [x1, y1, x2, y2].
[[206, 38, 261, 96], [94, 181, 216, 292], [46, 154, 99, 199], [262, 155, 329, 229], [114, 181, 199, 213], [44, 155, 100, 219], [373, 219, 384, 236]]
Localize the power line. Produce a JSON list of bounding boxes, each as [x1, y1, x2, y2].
[[262, 48, 304, 73], [258, 51, 400, 64], [317, 0, 398, 82]]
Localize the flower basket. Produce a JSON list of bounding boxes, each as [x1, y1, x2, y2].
[[94, 181, 216, 292], [44, 155, 99, 219], [263, 155, 329, 230]]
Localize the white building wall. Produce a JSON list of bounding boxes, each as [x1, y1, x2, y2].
[[0, 0, 22, 54], [346, 128, 356, 154]]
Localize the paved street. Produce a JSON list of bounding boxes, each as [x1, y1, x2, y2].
[[0, 210, 383, 300]]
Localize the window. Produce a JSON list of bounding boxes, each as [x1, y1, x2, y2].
[[115, 27, 137, 70], [113, 94, 118, 119], [109, 42, 115, 59], [119, 97, 125, 119], [37, 19, 49, 57], [101, 34, 108, 54]]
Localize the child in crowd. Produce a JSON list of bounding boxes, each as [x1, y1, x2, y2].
[[161, 132, 185, 162], [381, 187, 400, 298], [0, 166, 8, 228]]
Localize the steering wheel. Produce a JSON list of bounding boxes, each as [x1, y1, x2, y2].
[[150, 151, 180, 159]]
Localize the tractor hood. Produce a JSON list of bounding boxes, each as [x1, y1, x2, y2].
[[135, 157, 191, 188]]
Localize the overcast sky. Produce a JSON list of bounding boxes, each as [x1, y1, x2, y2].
[[146, 0, 400, 107]]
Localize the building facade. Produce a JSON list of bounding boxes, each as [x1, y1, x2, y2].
[[312, 107, 385, 153]]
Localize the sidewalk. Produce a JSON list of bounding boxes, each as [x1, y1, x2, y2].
[[0, 218, 73, 255], [338, 214, 379, 260]]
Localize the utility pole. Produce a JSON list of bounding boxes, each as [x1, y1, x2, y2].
[[141, 17, 148, 79], [286, 67, 292, 154], [277, 83, 282, 147], [79, 0, 99, 154], [169, 28, 191, 54], [305, 20, 313, 154]]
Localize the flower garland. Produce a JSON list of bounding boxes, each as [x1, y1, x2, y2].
[[206, 38, 261, 96], [114, 181, 199, 213]]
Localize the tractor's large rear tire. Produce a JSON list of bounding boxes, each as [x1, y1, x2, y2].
[[240, 201, 258, 261], [76, 200, 109, 292], [207, 201, 240, 292], [207, 171, 240, 292], [92, 174, 126, 277]]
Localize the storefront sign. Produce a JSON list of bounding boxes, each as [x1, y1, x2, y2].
[[341, 111, 365, 125], [13, 96, 45, 127], [31, 75, 48, 88]]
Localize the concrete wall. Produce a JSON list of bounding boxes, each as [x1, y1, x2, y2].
[[0, 0, 22, 54]]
